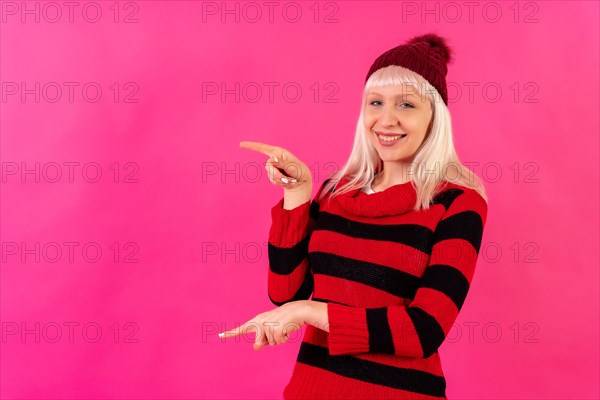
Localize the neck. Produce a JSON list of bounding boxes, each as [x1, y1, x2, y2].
[[373, 161, 412, 189]]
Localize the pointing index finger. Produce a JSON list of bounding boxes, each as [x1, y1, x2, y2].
[[218, 321, 256, 339], [239, 141, 277, 156]]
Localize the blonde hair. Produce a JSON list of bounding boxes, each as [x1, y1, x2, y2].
[[317, 65, 487, 210]]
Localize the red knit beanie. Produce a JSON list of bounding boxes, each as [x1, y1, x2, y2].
[[365, 33, 454, 105]]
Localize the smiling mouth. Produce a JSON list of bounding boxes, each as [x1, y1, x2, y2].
[[375, 132, 408, 142]]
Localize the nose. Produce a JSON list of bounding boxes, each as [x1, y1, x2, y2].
[[379, 104, 399, 127]]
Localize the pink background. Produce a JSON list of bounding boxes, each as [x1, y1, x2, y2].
[[1, 1, 598, 399]]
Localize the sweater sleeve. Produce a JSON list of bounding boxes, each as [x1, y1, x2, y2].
[[267, 180, 329, 306], [326, 187, 488, 358]]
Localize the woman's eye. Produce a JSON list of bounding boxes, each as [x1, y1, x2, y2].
[[369, 100, 414, 108]]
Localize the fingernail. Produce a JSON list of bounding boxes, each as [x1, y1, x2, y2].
[[273, 156, 279, 163], [281, 177, 289, 183], [290, 179, 297, 183], [218, 332, 224, 337]]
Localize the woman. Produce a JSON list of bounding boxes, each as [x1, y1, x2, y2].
[[223, 33, 488, 400]]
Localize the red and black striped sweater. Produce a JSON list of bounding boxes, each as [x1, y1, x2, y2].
[[268, 175, 488, 400]]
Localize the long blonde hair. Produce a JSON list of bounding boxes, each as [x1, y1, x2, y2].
[[317, 65, 487, 210]]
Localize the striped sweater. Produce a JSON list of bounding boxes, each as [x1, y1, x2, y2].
[[268, 175, 488, 400]]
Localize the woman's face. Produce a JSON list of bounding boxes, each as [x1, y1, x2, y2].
[[364, 84, 433, 164]]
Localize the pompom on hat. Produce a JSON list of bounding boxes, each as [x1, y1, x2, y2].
[[365, 33, 454, 105]]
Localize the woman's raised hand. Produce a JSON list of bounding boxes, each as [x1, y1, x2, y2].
[[239, 141, 313, 193]]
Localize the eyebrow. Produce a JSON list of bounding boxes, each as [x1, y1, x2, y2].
[[367, 92, 418, 98]]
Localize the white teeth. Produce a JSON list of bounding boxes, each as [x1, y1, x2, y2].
[[377, 134, 405, 142]]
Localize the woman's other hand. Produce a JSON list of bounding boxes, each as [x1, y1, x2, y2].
[[218, 300, 311, 351], [239, 141, 313, 194], [239, 141, 314, 209]]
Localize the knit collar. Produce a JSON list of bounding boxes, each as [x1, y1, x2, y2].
[[332, 176, 417, 217]]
